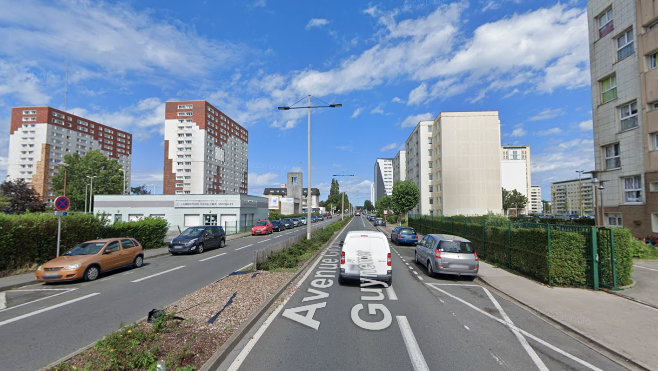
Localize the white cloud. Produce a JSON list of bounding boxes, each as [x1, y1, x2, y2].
[[333, 163, 341, 167], [336, 146, 353, 152], [248, 172, 280, 186], [578, 120, 593, 131], [306, 18, 329, 30], [380, 143, 398, 152], [510, 127, 527, 137], [400, 113, 434, 128], [391, 97, 404, 103], [351, 107, 363, 118], [248, 0, 266, 9], [529, 108, 564, 121], [371, 104, 385, 115], [536, 128, 562, 136], [407, 82, 429, 106]]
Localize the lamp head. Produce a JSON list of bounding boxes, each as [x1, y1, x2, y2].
[[278, 106, 290, 110]]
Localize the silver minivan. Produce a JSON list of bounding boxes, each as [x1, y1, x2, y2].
[[415, 234, 478, 278]]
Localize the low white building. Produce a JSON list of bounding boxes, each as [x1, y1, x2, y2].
[[93, 194, 269, 234]]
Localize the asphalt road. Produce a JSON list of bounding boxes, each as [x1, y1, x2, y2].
[[625, 260, 658, 307], [220, 215, 626, 371], [0, 218, 339, 371]]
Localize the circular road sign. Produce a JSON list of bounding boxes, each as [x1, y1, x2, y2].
[[54, 196, 70, 211]]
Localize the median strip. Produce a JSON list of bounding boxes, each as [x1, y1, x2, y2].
[[131, 266, 185, 283]]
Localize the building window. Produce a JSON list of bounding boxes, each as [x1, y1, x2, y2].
[[428, 161, 432, 169], [601, 75, 617, 103], [429, 185, 433, 193], [619, 101, 638, 131], [616, 28, 634, 61], [428, 149, 432, 157], [650, 182, 658, 192], [623, 175, 642, 203], [652, 213, 658, 233], [604, 143, 621, 169], [653, 133, 658, 150], [428, 173, 433, 181], [429, 198, 433, 205], [598, 8, 613, 38], [606, 213, 622, 227], [649, 52, 658, 70]]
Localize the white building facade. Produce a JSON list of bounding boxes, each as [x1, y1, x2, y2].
[[373, 158, 393, 201], [393, 150, 406, 185], [500, 145, 532, 214], [530, 185, 543, 214], [405, 121, 434, 215]]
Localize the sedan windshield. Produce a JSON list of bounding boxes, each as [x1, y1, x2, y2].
[[64, 242, 107, 256], [181, 227, 205, 236], [440, 241, 474, 253], [255, 221, 267, 226]]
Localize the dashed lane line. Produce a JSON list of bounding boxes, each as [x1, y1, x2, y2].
[[0, 293, 100, 328], [235, 244, 253, 251], [199, 253, 227, 261], [386, 286, 398, 300], [131, 266, 185, 283]]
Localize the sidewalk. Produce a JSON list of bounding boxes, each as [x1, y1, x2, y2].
[[0, 231, 251, 292], [377, 223, 657, 370]]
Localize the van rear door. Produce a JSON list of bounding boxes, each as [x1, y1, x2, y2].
[[342, 235, 390, 276]]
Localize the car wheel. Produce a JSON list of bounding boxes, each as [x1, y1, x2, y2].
[[83, 265, 100, 281], [387, 276, 392, 287], [427, 260, 435, 277], [219, 239, 225, 248], [197, 243, 204, 254], [338, 275, 346, 285], [415, 251, 419, 264], [133, 255, 144, 268]]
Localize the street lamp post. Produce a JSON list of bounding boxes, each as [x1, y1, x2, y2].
[[332, 172, 355, 221], [87, 175, 97, 214], [576, 170, 585, 216], [279, 96, 342, 240]]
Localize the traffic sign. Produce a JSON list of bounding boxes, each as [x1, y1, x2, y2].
[[54, 211, 68, 217], [54, 196, 70, 211]]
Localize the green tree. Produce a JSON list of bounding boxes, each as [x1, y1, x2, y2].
[[131, 184, 151, 195], [502, 188, 528, 216], [0, 179, 47, 214], [375, 195, 392, 213], [542, 200, 551, 213], [50, 151, 124, 211], [363, 200, 374, 212], [391, 180, 420, 219], [325, 178, 341, 213]]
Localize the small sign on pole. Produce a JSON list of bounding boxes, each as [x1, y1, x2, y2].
[[54, 196, 69, 257]]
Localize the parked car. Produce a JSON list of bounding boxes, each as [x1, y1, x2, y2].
[[252, 220, 273, 235], [339, 230, 392, 286], [299, 216, 307, 225], [391, 227, 418, 245], [169, 226, 226, 255], [368, 215, 376, 221], [326, 214, 332, 219], [36, 238, 144, 282], [415, 234, 478, 278], [311, 215, 318, 223], [317, 215, 324, 221], [282, 218, 293, 228], [355, 212, 360, 216], [374, 218, 386, 226], [271, 220, 285, 232], [292, 218, 301, 227]]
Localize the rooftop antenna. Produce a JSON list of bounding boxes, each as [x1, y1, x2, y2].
[[64, 56, 69, 111]]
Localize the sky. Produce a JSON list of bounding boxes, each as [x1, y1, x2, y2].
[[0, 0, 594, 205]]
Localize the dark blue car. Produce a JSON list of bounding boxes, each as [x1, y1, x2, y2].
[[391, 226, 418, 246], [311, 215, 318, 223]]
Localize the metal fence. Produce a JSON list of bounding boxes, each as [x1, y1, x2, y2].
[[221, 221, 256, 235], [409, 214, 619, 290]]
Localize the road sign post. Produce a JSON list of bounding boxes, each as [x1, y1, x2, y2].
[[54, 196, 70, 257]]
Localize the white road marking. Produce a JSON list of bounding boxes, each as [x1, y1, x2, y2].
[[0, 293, 5, 310], [131, 266, 185, 283], [0, 288, 77, 313], [405, 262, 410, 266], [199, 253, 227, 261], [464, 325, 470, 331], [426, 284, 604, 371], [634, 264, 658, 272], [236, 244, 253, 251], [413, 271, 419, 276], [431, 283, 480, 287], [8, 288, 72, 291], [0, 293, 100, 328], [417, 276, 424, 281], [396, 316, 430, 371], [386, 286, 398, 300], [237, 263, 253, 271], [483, 287, 548, 371]]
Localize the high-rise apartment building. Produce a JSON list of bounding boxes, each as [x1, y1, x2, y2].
[[429, 111, 502, 216], [7, 107, 132, 203], [530, 185, 543, 214], [393, 150, 406, 184], [163, 101, 248, 195], [501, 145, 532, 215], [587, 0, 658, 235], [405, 121, 434, 214], [373, 158, 393, 201], [551, 178, 596, 216]]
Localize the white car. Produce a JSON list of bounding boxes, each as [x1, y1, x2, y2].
[[339, 231, 392, 286]]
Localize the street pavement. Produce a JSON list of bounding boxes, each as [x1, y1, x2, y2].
[[0, 218, 339, 371], [217, 216, 631, 371], [621, 260, 658, 308]]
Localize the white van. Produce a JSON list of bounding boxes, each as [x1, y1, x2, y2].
[[339, 231, 392, 286]]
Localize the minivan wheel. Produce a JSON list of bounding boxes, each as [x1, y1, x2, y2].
[[84, 266, 99, 281], [427, 260, 434, 277], [197, 243, 204, 254], [338, 275, 346, 285], [218, 239, 225, 248], [387, 276, 393, 287], [415, 251, 419, 264], [133, 255, 144, 268]]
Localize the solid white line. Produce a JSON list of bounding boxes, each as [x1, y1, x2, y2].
[[431, 283, 480, 287], [0, 288, 77, 313], [0, 293, 5, 310], [8, 288, 73, 292], [131, 266, 185, 283], [0, 293, 100, 328], [396, 316, 430, 371], [634, 264, 658, 272], [426, 284, 604, 371], [483, 287, 549, 371], [386, 286, 398, 300], [199, 253, 227, 261], [237, 263, 253, 271]]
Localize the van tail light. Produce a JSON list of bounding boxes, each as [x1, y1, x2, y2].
[[341, 251, 345, 265], [387, 253, 391, 266], [474, 252, 479, 261], [434, 249, 441, 259]]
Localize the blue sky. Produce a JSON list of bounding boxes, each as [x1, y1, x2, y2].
[[0, 0, 593, 204]]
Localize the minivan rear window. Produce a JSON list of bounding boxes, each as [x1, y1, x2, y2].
[[440, 241, 474, 253]]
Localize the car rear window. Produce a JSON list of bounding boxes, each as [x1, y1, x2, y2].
[[399, 228, 416, 234], [255, 221, 267, 226], [440, 241, 474, 253]]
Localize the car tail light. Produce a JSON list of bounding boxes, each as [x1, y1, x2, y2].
[[413, 235, 417, 240], [341, 251, 345, 265], [398, 234, 402, 238], [474, 252, 479, 261], [387, 253, 392, 266], [434, 249, 441, 258]]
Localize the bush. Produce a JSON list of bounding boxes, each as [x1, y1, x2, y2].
[[103, 216, 169, 249]]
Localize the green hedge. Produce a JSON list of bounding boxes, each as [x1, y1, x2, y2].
[[0, 213, 168, 274]]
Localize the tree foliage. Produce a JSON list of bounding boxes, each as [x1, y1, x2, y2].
[[391, 180, 420, 216], [0, 179, 47, 214], [375, 195, 392, 212], [363, 200, 374, 212], [324, 178, 342, 212], [50, 151, 125, 211], [131, 184, 152, 195], [502, 188, 528, 214]]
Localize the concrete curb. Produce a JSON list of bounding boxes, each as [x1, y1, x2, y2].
[[198, 221, 348, 371], [601, 288, 658, 311], [476, 275, 651, 371]]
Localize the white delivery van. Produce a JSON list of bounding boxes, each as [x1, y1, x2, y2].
[[339, 230, 392, 286]]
